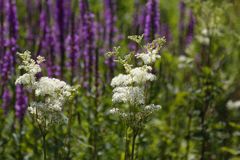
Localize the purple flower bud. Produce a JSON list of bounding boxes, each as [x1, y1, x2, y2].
[[15, 85, 28, 122]]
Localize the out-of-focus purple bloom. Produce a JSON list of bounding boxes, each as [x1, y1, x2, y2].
[[64, 0, 71, 32], [104, 0, 117, 80], [185, 11, 195, 46], [160, 23, 172, 43], [83, 13, 95, 88], [37, 0, 60, 78], [6, 0, 18, 40], [144, 0, 160, 42], [80, 0, 88, 20], [66, 12, 80, 82], [79, 0, 96, 88], [179, 0, 185, 34], [1, 50, 12, 85], [3, 0, 18, 76], [129, 3, 147, 51], [15, 85, 28, 122], [37, 1, 47, 56], [55, 0, 67, 78], [1, 87, 11, 114], [179, 0, 186, 54], [0, 0, 5, 57]]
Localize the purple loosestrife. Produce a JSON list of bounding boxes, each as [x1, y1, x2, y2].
[[79, 0, 96, 88], [55, 0, 66, 78], [15, 85, 28, 122], [1, 50, 12, 84], [1, 87, 10, 114], [6, 0, 18, 67], [66, 12, 80, 83], [37, 0, 47, 56], [144, 0, 160, 42], [179, 0, 186, 54], [0, 0, 5, 61], [39, 0, 60, 77], [185, 11, 195, 46], [104, 0, 117, 80], [129, 0, 144, 51], [160, 23, 172, 44], [83, 13, 95, 88]]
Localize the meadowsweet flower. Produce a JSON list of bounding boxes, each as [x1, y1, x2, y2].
[[144, 104, 161, 112], [227, 100, 240, 110], [110, 74, 132, 87], [136, 51, 160, 65], [35, 77, 71, 97], [107, 36, 164, 159], [15, 51, 75, 126], [112, 86, 145, 105], [109, 108, 120, 114], [108, 35, 164, 123], [129, 66, 156, 84], [15, 73, 36, 87]]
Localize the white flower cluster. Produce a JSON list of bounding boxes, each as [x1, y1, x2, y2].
[[109, 36, 163, 122], [15, 51, 74, 126], [226, 100, 240, 110], [112, 86, 145, 105], [136, 49, 160, 65], [15, 51, 44, 87]]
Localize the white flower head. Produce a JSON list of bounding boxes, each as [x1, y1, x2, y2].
[[15, 73, 36, 86], [130, 66, 156, 84], [109, 108, 120, 114], [35, 77, 71, 98], [112, 86, 144, 105], [136, 49, 160, 65], [15, 51, 75, 126], [111, 74, 132, 87], [144, 104, 161, 112], [227, 100, 240, 110]]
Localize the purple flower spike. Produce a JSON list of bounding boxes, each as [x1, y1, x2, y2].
[[55, 0, 67, 78], [15, 85, 28, 122], [0, 0, 5, 60], [1, 50, 13, 84], [1, 87, 11, 114], [79, 0, 96, 88], [179, 0, 186, 34], [104, 0, 117, 80], [144, 0, 160, 42], [66, 12, 80, 82], [178, 0, 186, 54], [185, 11, 195, 46], [160, 23, 172, 43], [6, 0, 18, 66]]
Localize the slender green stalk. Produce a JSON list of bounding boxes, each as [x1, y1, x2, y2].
[[42, 134, 46, 160], [131, 132, 137, 160]]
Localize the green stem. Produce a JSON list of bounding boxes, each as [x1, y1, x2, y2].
[[42, 133, 47, 160], [124, 127, 130, 160], [131, 132, 137, 160]]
